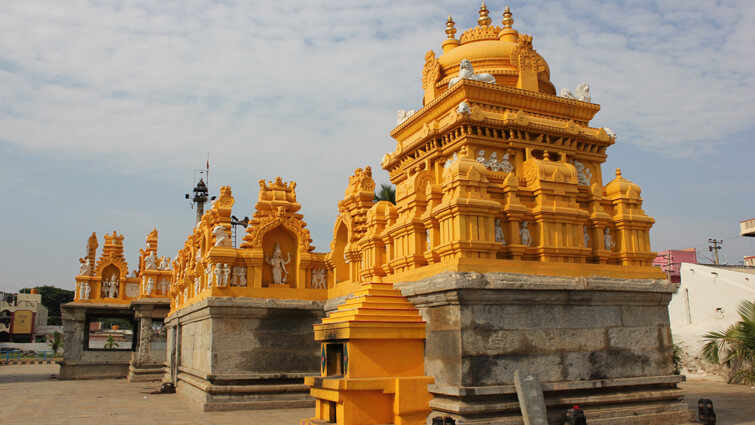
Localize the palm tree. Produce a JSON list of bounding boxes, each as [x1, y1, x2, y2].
[[48, 331, 63, 356], [374, 184, 395, 204], [702, 300, 755, 384], [104, 335, 120, 350]]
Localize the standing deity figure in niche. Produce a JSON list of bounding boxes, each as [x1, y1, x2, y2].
[[79, 282, 90, 300], [213, 225, 233, 247], [311, 269, 327, 289], [145, 277, 154, 295], [574, 160, 592, 185], [520, 221, 532, 247], [232, 266, 247, 287], [499, 153, 514, 173], [476, 149, 487, 165], [79, 259, 91, 276], [145, 251, 158, 270], [486, 152, 499, 171], [266, 243, 291, 285], [159, 278, 169, 295], [604, 228, 616, 250], [583, 226, 590, 248], [159, 257, 171, 270], [495, 219, 506, 245], [214, 264, 230, 287], [194, 277, 200, 295]]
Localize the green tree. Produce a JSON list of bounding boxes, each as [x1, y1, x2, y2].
[[374, 183, 396, 204], [702, 300, 755, 385], [20, 285, 74, 325], [104, 335, 119, 350], [48, 330, 63, 356]]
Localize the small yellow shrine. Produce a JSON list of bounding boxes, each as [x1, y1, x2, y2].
[[169, 181, 328, 313]]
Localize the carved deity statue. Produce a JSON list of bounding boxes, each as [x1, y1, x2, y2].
[[79, 282, 91, 300], [520, 221, 532, 247], [231, 266, 247, 287], [194, 276, 200, 295], [214, 264, 230, 287], [448, 59, 497, 88], [213, 225, 233, 247], [145, 277, 154, 295], [604, 228, 616, 250], [560, 83, 591, 102], [79, 259, 91, 276], [574, 160, 592, 185], [104, 275, 119, 298], [266, 243, 291, 285], [486, 152, 500, 171], [158, 278, 169, 295], [145, 251, 158, 270], [159, 257, 171, 271], [311, 269, 327, 289], [495, 219, 506, 245], [476, 149, 487, 165], [583, 226, 590, 248], [498, 153, 514, 173]]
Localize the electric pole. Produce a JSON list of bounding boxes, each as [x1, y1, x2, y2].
[[708, 239, 723, 265]]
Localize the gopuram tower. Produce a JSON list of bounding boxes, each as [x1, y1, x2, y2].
[[305, 4, 689, 425]]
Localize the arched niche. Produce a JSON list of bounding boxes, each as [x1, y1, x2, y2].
[[333, 221, 349, 283], [101, 264, 121, 298], [261, 225, 298, 287]]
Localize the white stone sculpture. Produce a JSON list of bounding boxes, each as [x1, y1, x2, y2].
[[448, 59, 496, 88], [145, 277, 154, 295], [603, 127, 616, 138], [495, 219, 506, 245], [79, 282, 90, 300], [159, 257, 171, 271], [498, 153, 514, 173], [204, 263, 213, 285], [145, 251, 158, 270], [215, 264, 230, 287], [158, 278, 169, 295], [194, 276, 200, 295], [231, 266, 247, 287], [79, 259, 91, 276], [574, 160, 592, 185], [520, 221, 532, 247], [104, 275, 120, 298], [583, 226, 590, 248], [476, 149, 487, 165], [182, 288, 188, 303], [311, 269, 327, 289], [266, 243, 291, 285], [486, 152, 500, 171], [560, 83, 591, 102], [213, 225, 233, 247], [396, 109, 415, 125], [604, 228, 616, 250], [457, 101, 471, 115], [195, 250, 202, 264]]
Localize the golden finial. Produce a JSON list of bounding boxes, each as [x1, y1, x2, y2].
[[502, 5, 514, 29], [478, 2, 492, 26], [445, 15, 457, 38], [615, 168, 623, 178]]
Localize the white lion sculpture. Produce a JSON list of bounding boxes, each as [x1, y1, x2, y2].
[[448, 59, 496, 88], [212, 225, 233, 247], [396, 109, 416, 125], [560, 83, 591, 102]]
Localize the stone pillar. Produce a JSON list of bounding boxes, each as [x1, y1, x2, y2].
[[128, 299, 170, 382]]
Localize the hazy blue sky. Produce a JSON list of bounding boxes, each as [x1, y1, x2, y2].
[[1, 1, 753, 292]]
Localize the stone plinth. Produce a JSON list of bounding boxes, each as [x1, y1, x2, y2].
[[396, 272, 691, 425], [164, 297, 324, 411], [58, 302, 133, 380], [128, 298, 170, 382]]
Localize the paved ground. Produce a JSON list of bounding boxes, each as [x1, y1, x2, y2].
[[2, 365, 754, 424]]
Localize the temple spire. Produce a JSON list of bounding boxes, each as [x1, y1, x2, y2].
[[478, 2, 492, 26], [445, 15, 457, 38], [502, 5, 514, 29]]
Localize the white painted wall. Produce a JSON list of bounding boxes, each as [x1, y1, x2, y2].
[[668, 263, 755, 379]]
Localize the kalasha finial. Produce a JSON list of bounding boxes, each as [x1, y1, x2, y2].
[[478, 2, 492, 26], [616, 168, 623, 178], [445, 15, 457, 38], [502, 5, 514, 29]]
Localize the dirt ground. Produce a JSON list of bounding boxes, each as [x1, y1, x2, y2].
[[1, 365, 753, 424]]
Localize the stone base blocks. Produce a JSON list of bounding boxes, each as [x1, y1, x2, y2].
[[164, 297, 325, 412], [396, 272, 691, 425]]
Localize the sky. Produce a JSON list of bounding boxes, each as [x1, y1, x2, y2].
[[1, 0, 754, 292]]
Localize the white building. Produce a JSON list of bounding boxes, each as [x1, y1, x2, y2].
[[668, 263, 755, 378]]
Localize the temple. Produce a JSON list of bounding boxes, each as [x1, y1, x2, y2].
[[62, 4, 690, 424]]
